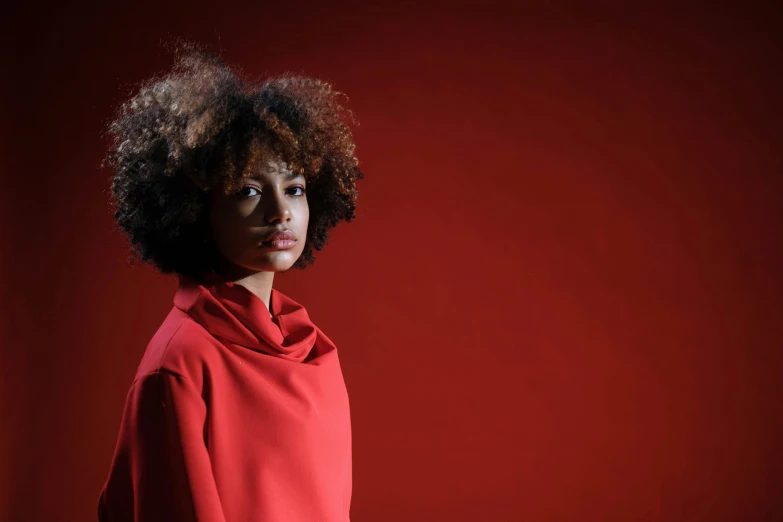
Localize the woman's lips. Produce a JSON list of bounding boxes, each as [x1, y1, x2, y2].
[[260, 238, 297, 250], [260, 230, 297, 249]]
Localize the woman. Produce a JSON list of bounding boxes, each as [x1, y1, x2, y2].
[[97, 40, 364, 522]]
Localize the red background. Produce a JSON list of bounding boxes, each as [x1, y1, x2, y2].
[[2, 2, 782, 521]]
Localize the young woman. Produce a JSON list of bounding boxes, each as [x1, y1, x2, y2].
[[97, 41, 364, 522]]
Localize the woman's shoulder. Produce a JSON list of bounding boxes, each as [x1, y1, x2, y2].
[[132, 306, 222, 389]]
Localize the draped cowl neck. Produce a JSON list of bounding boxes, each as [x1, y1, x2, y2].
[[173, 273, 321, 364]]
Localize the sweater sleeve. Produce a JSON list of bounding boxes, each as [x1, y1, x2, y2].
[[98, 370, 227, 522]]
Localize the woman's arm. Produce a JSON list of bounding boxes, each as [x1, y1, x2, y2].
[[98, 370, 226, 522]]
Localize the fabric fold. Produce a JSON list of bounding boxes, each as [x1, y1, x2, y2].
[[174, 273, 320, 363]]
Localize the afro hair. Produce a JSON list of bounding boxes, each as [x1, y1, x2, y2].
[[102, 40, 364, 281]]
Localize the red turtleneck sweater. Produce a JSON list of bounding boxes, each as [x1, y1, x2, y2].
[[97, 274, 353, 522]]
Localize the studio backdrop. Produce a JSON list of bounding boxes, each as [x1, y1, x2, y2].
[[1, 3, 781, 521]]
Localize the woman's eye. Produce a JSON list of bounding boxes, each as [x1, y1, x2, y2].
[[237, 187, 259, 197], [236, 186, 304, 198]]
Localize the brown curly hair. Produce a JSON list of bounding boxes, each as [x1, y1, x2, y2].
[[102, 40, 364, 280]]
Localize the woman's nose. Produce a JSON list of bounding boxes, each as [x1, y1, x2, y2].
[[263, 189, 291, 223]]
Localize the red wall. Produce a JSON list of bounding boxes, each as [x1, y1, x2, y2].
[[3, 3, 781, 521]]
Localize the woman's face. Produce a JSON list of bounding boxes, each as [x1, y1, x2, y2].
[[208, 155, 309, 275]]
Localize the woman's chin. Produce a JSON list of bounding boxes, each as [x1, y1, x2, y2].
[[250, 254, 300, 272]]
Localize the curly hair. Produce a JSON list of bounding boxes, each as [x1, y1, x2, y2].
[[102, 40, 364, 281]]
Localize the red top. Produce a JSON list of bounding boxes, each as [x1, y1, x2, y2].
[[97, 274, 353, 521]]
